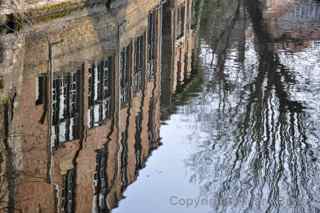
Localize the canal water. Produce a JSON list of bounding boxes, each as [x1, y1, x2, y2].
[[1, 0, 320, 212], [114, 0, 320, 213]]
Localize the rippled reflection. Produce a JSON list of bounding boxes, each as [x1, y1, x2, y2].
[[0, 0, 199, 211], [1, 0, 320, 212], [186, 0, 320, 212]]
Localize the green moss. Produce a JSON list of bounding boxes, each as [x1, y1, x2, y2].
[[0, 95, 10, 106], [175, 64, 204, 105], [25, 1, 89, 23], [2, 0, 106, 31]]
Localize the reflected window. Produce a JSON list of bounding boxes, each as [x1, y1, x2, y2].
[[0, 76, 3, 90], [147, 10, 158, 80], [176, 5, 185, 39], [36, 75, 47, 105], [52, 71, 81, 145], [120, 44, 131, 107], [133, 34, 145, 95], [61, 168, 75, 213], [177, 47, 183, 83], [94, 149, 108, 211], [88, 57, 113, 128], [148, 97, 157, 147], [0, 43, 3, 63], [135, 112, 143, 173]]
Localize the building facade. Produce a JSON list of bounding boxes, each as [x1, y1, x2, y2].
[[0, 0, 197, 212], [161, 0, 197, 110]]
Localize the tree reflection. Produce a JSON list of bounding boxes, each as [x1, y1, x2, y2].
[[187, 0, 320, 212]]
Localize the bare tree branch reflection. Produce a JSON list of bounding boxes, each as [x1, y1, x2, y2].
[[186, 0, 320, 212]]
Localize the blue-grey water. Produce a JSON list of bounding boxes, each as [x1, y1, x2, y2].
[[114, 0, 320, 212]]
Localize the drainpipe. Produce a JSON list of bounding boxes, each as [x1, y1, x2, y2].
[[116, 20, 126, 130], [115, 21, 126, 194], [47, 39, 63, 213], [159, 0, 166, 91], [47, 39, 63, 184]]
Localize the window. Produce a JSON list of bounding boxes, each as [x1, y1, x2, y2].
[[176, 5, 185, 39], [0, 77, 3, 90], [88, 57, 113, 128], [62, 168, 75, 213], [133, 34, 145, 95], [36, 75, 47, 105], [94, 149, 108, 211], [0, 43, 3, 63], [177, 47, 183, 83], [135, 112, 143, 173], [135, 35, 145, 74], [147, 10, 158, 80], [120, 44, 132, 107], [52, 71, 81, 145], [148, 97, 157, 147]]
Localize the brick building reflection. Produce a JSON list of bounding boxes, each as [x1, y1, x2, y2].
[[265, 0, 320, 51], [0, 0, 197, 212], [161, 0, 198, 113]]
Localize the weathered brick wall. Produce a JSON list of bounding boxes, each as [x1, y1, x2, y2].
[[0, 35, 24, 102], [13, 8, 118, 212], [0, 0, 199, 211], [11, 0, 163, 212], [161, 0, 175, 107]]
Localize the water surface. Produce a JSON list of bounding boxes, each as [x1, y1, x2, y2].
[[1, 0, 320, 213], [115, 0, 320, 212]]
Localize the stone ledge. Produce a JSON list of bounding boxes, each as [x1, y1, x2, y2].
[[0, 0, 108, 32]]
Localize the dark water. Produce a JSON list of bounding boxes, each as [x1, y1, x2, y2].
[[1, 0, 320, 212]]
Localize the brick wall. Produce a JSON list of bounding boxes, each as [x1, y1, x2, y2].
[[0, 0, 198, 211]]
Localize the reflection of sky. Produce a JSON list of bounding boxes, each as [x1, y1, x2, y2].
[[113, 112, 214, 213]]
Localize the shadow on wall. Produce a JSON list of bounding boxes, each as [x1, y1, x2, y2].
[[0, 42, 3, 63]]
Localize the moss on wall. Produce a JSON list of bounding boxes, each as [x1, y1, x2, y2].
[[25, 1, 87, 23], [0, 95, 10, 106]]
